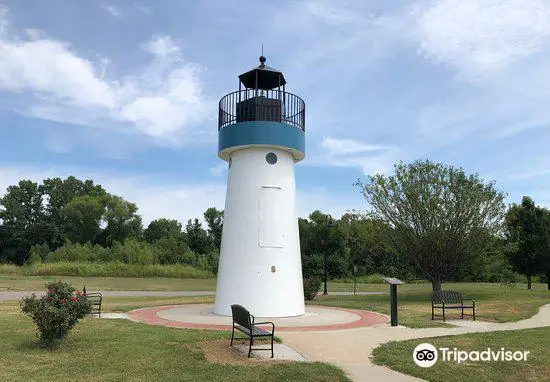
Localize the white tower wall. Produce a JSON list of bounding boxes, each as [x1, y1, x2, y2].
[[213, 147, 305, 317]]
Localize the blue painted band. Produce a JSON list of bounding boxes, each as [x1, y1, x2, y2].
[[218, 121, 305, 162]]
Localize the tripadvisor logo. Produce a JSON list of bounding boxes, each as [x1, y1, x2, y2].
[[413, 343, 438, 367], [413, 343, 530, 367]]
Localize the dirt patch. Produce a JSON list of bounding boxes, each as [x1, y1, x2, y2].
[[197, 339, 295, 366]]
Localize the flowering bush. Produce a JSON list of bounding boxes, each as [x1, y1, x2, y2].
[[20, 281, 92, 346]]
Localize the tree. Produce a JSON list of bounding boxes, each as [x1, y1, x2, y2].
[[339, 212, 399, 277], [356, 160, 506, 291], [144, 218, 183, 244], [100, 195, 143, 246], [203, 207, 223, 251], [185, 218, 211, 254], [39, 176, 106, 247], [299, 211, 350, 280], [61, 195, 105, 244], [0, 180, 51, 264], [505, 197, 549, 289]]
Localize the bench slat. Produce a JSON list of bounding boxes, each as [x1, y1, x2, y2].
[[235, 324, 272, 336]]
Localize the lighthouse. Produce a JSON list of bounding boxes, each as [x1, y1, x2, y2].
[[213, 56, 306, 317]]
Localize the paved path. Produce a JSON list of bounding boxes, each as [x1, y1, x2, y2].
[[0, 290, 383, 301], [279, 303, 550, 382], [127, 304, 388, 331]]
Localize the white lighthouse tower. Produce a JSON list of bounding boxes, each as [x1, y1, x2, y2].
[[213, 56, 306, 317]]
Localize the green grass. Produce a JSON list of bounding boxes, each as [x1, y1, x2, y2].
[[0, 276, 217, 292], [373, 327, 550, 382], [0, 276, 386, 292], [0, 262, 213, 278], [311, 282, 549, 328], [2, 276, 548, 329], [0, 301, 349, 382], [102, 296, 216, 312]]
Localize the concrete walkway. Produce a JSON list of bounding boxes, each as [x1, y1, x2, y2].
[[279, 303, 550, 382], [0, 290, 383, 300]]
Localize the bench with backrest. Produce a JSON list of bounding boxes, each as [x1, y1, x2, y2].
[[230, 304, 275, 358], [84, 292, 103, 317], [431, 291, 475, 322]]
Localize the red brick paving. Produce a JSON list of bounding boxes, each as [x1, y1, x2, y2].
[[127, 304, 388, 331]]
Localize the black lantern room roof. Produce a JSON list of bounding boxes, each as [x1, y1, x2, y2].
[[238, 56, 287, 90]]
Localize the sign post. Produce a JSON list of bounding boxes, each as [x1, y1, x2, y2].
[[353, 265, 358, 296], [382, 277, 405, 327]]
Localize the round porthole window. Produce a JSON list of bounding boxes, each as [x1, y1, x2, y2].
[[266, 152, 277, 165]]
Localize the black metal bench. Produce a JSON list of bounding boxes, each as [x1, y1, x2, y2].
[[230, 304, 275, 358], [431, 291, 475, 322], [85, 292, 103, 317]]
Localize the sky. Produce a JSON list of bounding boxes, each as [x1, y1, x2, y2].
[[1, 0, 549, 225]]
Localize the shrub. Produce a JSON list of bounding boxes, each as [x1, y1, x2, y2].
[[20, 281, 91, 347], [28, 243, 51, 263], [27, 252, 42, 265], [303, 277, 321, 300], [7, 262, 214, 278]]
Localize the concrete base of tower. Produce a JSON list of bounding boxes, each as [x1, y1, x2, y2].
[[213, 146, 305, 317]]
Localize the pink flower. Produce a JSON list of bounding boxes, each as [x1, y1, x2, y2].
[[60, 299, 66, 303], [70, 297, 78, 301], [49, 297, 54, 301]]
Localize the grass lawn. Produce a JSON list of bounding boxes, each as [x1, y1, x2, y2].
[[100, 295, 215, 312], [373, 327, 550, 382], [2, 276, 548, 329], [0, 276, 218, 291], [0, 300, 349, 382], [311, 282, 549, 328], [0, 275, 389, 292]]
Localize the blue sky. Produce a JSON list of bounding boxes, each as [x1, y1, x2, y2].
[[1, 0, 549, 224]]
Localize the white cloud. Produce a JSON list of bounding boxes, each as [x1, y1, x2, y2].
[[321, 138, 391, 156], [400, 0, 550, 150], [0, 7, 210, 145], [316, 137, 400, 175], [0, 39, 116, 107], [142, 35, 179, 57], [413, 0, 550, 80], [101, 4, 122, 18]]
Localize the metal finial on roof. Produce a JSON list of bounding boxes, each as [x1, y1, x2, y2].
[[238, 53, 286, 89]]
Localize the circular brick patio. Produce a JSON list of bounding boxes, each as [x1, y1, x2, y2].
[[128, 304, 388, 331]]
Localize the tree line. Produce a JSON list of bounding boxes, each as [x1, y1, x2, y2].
[[0, 177, 223, 273], [1, 160, 549, 291]]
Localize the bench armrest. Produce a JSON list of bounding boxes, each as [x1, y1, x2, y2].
[[253, 321, 275, 334], [461, 298, 475, 306], [250, 313, 255, 324]]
